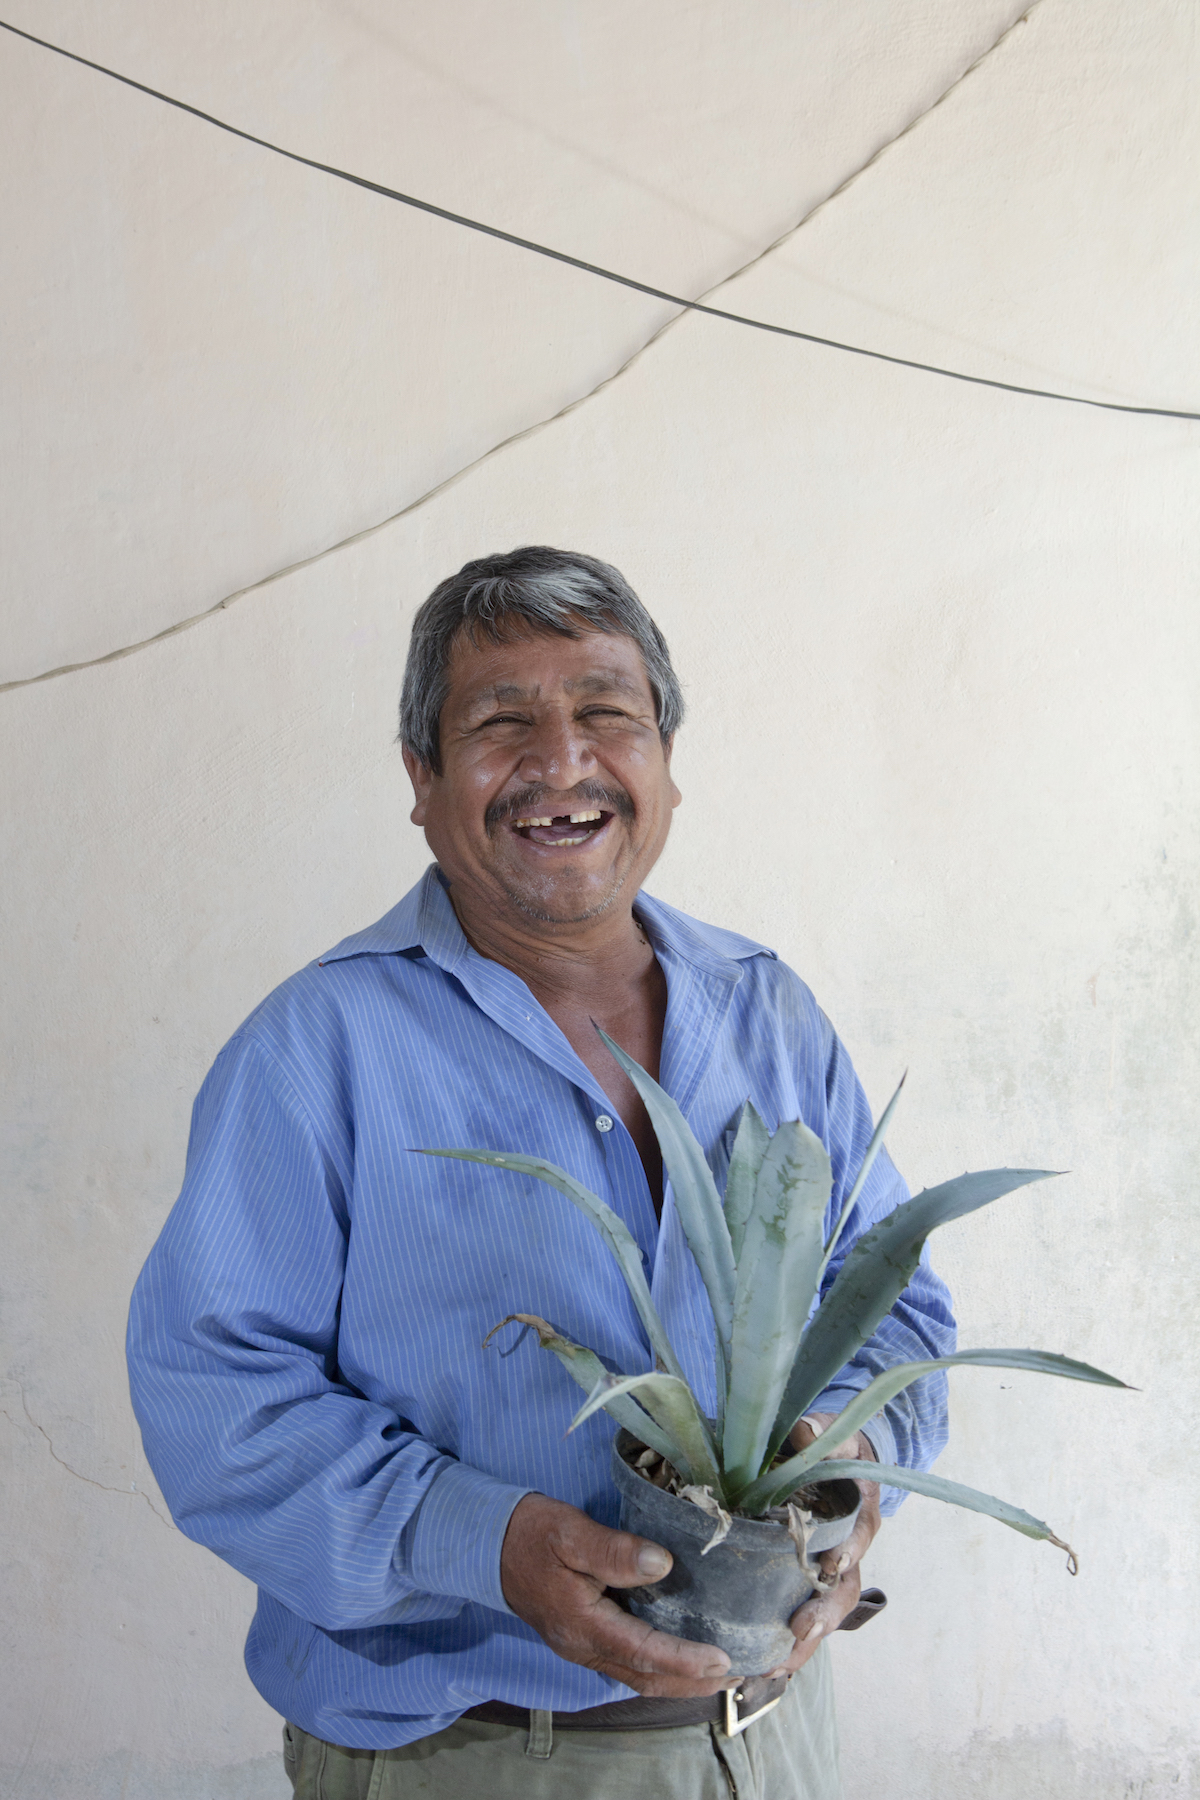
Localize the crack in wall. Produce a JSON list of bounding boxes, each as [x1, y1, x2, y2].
[[0, 0, 1041, 699], [2, 1389, 174, 1530]]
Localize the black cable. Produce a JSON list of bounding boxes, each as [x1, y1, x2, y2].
[[2, 15, 1196, 423]]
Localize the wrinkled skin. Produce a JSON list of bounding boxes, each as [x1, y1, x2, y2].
[[403, 623, 680, 1191], [408, 623, 879, 1694], [499, 1492, 736, 1698], [498, 1415, 878, 1696], [770, 1412, 881, 1679]]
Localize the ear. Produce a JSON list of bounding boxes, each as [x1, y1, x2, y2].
[[661, 734, 683, 811], [402, 746, 435, 826]]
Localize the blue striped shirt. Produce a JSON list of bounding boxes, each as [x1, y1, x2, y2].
[[127, 864, 954, 1749]]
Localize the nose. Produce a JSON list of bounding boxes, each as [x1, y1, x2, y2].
[[516, 710, 596, 789]]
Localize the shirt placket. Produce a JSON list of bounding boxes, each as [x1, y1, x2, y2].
[[440, 944, 661, 1266], [416, 873, 743, 1331]]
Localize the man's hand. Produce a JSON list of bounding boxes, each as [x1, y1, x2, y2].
[[767, 1413, 882, 1678], [500, 1491, 735, 1697]]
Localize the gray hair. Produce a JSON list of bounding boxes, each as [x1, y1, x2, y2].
[[399, 546, 685, 773]]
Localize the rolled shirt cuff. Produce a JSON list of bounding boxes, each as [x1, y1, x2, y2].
[[404, 1457, 534, 1615]]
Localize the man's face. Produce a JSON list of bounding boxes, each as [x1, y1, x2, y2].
[[404, 625, 681, 927]]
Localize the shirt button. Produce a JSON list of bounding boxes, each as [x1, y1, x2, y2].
[[595, 1114, 614, 1133]]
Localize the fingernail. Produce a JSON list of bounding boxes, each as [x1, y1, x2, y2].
[[766, 1665, 789, 1680], [636, 1545, 671, 1578], [836, 1552, 851, 1574], [802, 1619, 826, 1643]]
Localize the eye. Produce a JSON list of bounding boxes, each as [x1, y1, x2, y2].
[[477, 712, 529, 729]]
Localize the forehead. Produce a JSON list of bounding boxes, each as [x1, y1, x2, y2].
[[445, 625, 654, 712]]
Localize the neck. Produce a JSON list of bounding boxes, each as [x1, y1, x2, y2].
[[443, 874, 651, 1003]]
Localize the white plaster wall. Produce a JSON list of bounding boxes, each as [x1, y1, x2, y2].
[[1, 0, 1020, 683], [2, 3, 1196, 1795]]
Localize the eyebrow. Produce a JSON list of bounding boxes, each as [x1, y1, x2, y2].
[[467, 670, 645, 710]]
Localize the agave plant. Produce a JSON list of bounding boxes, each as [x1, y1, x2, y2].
[[421, 1031, 1127, 1562]]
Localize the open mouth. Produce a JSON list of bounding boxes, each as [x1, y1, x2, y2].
[[509, 808, 613, 848]]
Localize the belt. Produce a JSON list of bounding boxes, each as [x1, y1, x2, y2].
[[465, 1587, 886, 1739], [466, 1671, 788, 1738]]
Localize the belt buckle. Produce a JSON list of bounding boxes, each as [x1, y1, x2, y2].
[[722, 1681, 787, 1738]]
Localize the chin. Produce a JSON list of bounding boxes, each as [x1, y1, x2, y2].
[[501, 868, 629, 926]]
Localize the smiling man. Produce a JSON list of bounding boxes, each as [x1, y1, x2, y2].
[[128, 546, 955, 1800]]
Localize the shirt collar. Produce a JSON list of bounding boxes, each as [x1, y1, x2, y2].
[[317, 865, 458, 969], [634, 889, 776, 983], [318, 862, 776, 982]]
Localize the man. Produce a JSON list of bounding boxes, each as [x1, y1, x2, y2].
[[128, 546, 954, 1798]]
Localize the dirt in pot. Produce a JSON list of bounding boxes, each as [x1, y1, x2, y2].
[[622, 1442, 852, 1521]]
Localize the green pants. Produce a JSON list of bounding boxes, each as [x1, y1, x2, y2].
[[282, 1645, 840, 1800]]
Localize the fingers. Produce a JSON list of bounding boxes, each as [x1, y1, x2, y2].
[[512, 1493, 674, 1592], [762, 1421, 883, 1681], [776, 1563, 863, 1678], [820, 1421, 871, 1462], [576, 1595, 733, 1696], [573, 1518, 675, 1591], [816, 1507, 874, 1584], [500, 1494, 733, 1696], [564, 1517, 739, 1688], [787, 1411, 863, 1462]]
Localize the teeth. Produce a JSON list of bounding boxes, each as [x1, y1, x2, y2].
[[512, 810, 603, 829]]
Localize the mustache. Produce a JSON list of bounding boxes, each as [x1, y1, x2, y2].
[[485, 781, 636, 834]]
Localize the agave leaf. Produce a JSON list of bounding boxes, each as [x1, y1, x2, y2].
[[819, 1073, 906, 1273], [724, 1100, 771, 1265], [739, 1346, 1129, 1513], [416, 1147, 686, 1382], [482, 1314, 680, 1466], [595, 1030, 737, 1382], [801, 1459, 1079, 1570], [766, 1167, 1061, 1466], [570, 1371, 723, 1492], [717, 1099, 771, 1444], [721, 1120, 833, 1492]]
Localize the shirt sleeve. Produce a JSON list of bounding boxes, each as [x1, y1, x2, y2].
[[126, 1034, 531, 1631], [807, 1020, 958, 1514]]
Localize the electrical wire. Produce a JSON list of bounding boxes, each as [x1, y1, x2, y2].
[[1, 15, 1196, 422]]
